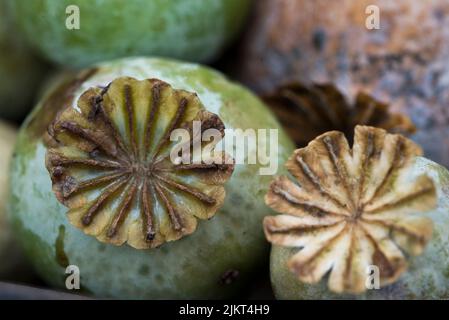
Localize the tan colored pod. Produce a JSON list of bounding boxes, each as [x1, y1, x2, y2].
[[235, 0, 449, 168]]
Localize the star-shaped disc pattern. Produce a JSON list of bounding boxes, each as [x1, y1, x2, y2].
[[46, 77, 234, 249], [264, 126, 437, 294]]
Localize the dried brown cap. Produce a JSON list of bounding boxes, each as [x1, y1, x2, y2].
[[264, 125, 436, 294], [264, 83, 415, 147], [46, 77, 234, 249]]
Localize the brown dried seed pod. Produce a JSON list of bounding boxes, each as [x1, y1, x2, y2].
[[264, 125, 437, 294], [263, 82, 415, 146], [234, 0, 449, 168], [46, 77, 234, 249]]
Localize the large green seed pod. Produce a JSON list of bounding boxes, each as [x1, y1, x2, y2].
[[7, 57, 294, 299], [10, 0, 253, 69], [266, 126, 449, 299]]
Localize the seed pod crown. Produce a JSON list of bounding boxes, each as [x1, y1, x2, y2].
[[46, 77, 234, 249], [264, 125, 436, 294]]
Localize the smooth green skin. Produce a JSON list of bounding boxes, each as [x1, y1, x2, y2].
[[10, 0, 252, 69], [0, 0, 49, 122], [270, 157, 449, 300], [7, 57, 294, 299]]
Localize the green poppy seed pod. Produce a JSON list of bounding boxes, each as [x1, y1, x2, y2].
[[266, 126, 449, 299], [7, 57, 295, 299], [10, 0, 253, 68]]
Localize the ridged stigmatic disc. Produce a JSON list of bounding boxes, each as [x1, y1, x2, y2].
[[46, 77, 234, 249], [264, 125, 436, 294]]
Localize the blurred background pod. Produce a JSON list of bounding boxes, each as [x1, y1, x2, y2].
[[0, 0, 50, 122], [232, 0, 449, 168], [9, 0, 253, 69]]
